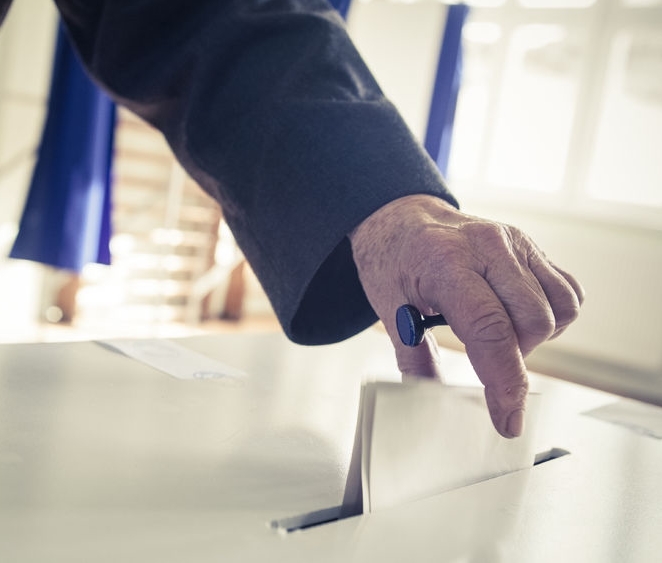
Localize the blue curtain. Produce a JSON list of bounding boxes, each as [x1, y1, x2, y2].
[[329, 0, 352, 20], [10, 22, 116, 273], [424, 3, 470, 178]]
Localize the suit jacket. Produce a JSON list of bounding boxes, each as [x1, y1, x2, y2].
[[2, 0, 457, 344]]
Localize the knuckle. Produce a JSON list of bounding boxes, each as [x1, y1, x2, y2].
[[458, 221, 529, 269], [469, 308, 514, 345], [519, 309, 556, 340], [512, 305, 555, 356], [556, 299, 581, 326], [545, 288, 582, 335], [459, 221, 509, 249]]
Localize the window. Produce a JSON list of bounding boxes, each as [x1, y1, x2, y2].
[[448, 0, 662, 228], [586, 29, 662, 207]]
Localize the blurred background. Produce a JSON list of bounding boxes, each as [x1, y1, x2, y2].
[[0, 0, 660, 403]]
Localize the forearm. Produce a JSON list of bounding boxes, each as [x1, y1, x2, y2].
[[55, 0, 458, 343]]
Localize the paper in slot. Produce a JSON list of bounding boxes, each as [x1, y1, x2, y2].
[[342, 380, 540, 516]]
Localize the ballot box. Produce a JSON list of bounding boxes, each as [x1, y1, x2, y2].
[[0, 330, 660, 562]]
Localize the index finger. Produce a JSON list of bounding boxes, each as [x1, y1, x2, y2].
[[424, 270, 529, 438]]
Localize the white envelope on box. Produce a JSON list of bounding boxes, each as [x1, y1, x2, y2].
[[342, 380, 540, 515]]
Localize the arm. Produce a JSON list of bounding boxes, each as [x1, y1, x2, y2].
[[55, 0, 457, 344]]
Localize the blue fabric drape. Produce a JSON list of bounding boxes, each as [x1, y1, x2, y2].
[[10, 22, 116, 272], [329, 0, 352, 20], [424, 3, 470, 178]]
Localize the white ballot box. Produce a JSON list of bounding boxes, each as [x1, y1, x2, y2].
[[0, 330, 660, 562]]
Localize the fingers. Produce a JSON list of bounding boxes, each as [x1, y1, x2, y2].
[[483, 257, 556, 358], [398, 333, 445, 382], [380, 303, 445, 381], [424, 269, 529, 438], [553, 264, 585, 306], [458, 222, 583, 356], [526, 251, 584, 341], [549, 263, 585, 338]]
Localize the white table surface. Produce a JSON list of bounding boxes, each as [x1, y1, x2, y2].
[[1, 329, 660, 562]]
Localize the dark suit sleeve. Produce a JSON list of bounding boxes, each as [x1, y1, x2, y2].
[[0, 0, 12, 24], [54, 0, 458, 344]]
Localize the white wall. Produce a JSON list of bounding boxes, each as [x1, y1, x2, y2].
[[0, 2, 58, 332], [0, 1, 57, 223], [347, 0, 662, 403]]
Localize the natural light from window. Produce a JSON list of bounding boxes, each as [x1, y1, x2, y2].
[[448, 0, 662, 227]]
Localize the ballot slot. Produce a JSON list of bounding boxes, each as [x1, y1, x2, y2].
[[273, 383, 563, 534], [270, 506, 343, 534], [534, 447, 570, 465], [270, 446, 571, 534]]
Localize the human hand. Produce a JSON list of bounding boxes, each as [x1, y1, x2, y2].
[[349, 194, 584, 438]]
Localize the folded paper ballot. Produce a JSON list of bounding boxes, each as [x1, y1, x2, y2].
[[342, 380, 540, 516]]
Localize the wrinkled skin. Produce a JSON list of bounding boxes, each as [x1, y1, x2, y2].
[[350, 195, 584, 438]]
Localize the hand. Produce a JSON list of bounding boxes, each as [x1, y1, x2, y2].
[[349, 195, 584, 438]]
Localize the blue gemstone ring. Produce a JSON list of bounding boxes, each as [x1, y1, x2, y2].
[[396, 304, 447, 347]]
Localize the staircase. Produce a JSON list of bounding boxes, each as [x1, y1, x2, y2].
[[75, 108, 228, 327]]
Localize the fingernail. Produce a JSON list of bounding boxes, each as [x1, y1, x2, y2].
[[506, 409, 525, 438]]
